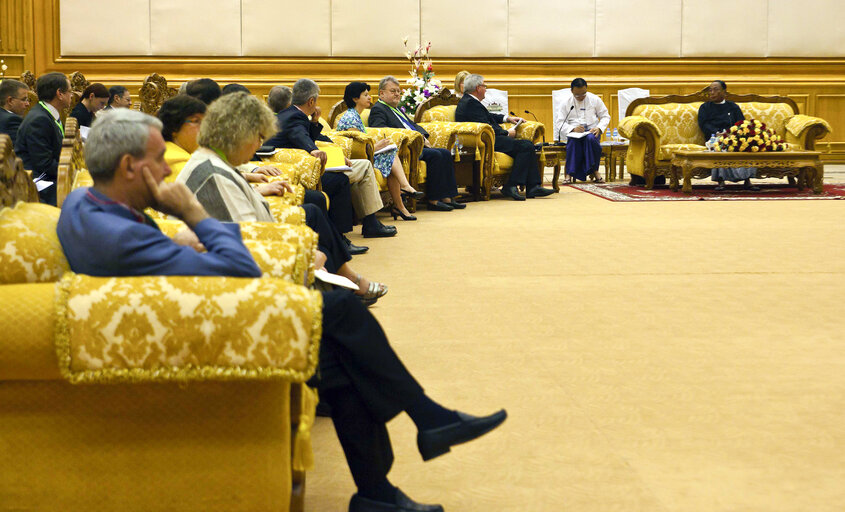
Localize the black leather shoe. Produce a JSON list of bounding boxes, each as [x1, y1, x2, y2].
[[343, 236, 369, 255], [501, 185, 526, 201], [526, 185, 554, 198], [426, 201, 453, 211], [349, 489, 443, 512], [362, 222, 398, 238], [417, 409, 507, 461], [445, 200, 466, 209]]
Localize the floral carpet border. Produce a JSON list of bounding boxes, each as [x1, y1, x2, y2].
[[569, 183, 845, 202]]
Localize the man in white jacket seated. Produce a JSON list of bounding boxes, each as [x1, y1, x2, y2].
[[559, 78, 610, 183]]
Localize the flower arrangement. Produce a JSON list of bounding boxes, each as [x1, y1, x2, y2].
[[397, 37, 442, 116], [714, 119, 787, 152]]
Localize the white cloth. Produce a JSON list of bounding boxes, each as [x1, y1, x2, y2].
[[480, 88, 508, 117], [558, 91, 610, 138], [617, 87, 650, 121], [551, 89, 573, 142]]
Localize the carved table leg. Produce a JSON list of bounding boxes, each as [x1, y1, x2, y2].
[[669, 165, 679, 191], [797, 169, 806, 192], [682, 164, 693, 194], [814, 162, 824, 194], [553, 162, 561, 193]]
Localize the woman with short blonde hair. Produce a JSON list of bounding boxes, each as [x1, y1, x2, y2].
[[179, 92, 388, 304], [454, 70, 471, 96]]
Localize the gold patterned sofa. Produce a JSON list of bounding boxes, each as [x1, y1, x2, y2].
[[414, 89, 545, 200], [0, 151, 322, 512], [619, 88, 832, 188]]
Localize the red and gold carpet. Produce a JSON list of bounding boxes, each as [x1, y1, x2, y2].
[[570, 182, 845, 201]]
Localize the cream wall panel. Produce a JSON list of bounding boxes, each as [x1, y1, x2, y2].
[[421, 0, 508, 57], [682, 0, 767, 57], [150, 0, 241, 56], [768, 0, 845, 57], [596, 0, 681, 57], [242, 0, 330, 56], [508, 0, 595, 57], [332, 0, 419, 57], [60, 0, 150, 55]]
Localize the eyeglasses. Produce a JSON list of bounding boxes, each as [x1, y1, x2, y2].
[[13, 95, 30, 103]]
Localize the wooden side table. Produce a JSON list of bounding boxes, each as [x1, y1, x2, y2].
[[538, 145, 568, 192], [669, 150, 823, 194]]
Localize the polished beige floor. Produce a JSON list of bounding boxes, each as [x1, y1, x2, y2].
[[306, 166, 845, 512]]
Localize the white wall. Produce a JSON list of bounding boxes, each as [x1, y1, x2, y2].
[[61, 0, 845, 57]]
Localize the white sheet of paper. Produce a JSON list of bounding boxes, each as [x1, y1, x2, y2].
[[79, 126, 90, 141], [566, 131, 588, 139], [374, 143, 398, 156], [35, 179, 54, 192], [314, 269, 359, 291]]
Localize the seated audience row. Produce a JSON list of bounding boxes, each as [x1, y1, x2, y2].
[[57, 107, 508, 512]]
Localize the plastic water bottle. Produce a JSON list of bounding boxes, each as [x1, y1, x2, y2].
[[706, 134, 717, 151], [612, 128, 619, 143]]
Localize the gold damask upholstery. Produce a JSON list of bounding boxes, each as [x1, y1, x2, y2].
[[415, 89, 545, 200], [619, 88, 832, 188], [0, 197, 320, 512]]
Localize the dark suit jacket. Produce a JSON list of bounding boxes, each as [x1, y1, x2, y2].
[[265, 106, 332, 152], [70, 101, 94, 127], [367, 101, 430, 139], [454, 94, 509, 138], [14, 102, 62, 180], [0, 108, 23, 145]]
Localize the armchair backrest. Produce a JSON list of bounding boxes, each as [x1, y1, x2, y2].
[[57, 117, 85, 208], [139, 73, 178, 115], [327, 99, 373, 129], [413, 88, 459, 123], [0, 133, 38, 208]]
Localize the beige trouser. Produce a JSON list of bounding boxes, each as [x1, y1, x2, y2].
[[339, 158, 383, 218]]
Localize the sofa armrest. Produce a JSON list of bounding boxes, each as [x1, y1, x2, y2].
[[619, 116, 663, 178], [785, 115, 833, 150], [365, 127, 425, 184], [55, 272, 322, 385], [501, 121, 545, 144], [323, 131, 374, 162]]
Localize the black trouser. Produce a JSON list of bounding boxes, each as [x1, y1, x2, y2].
[[495, 136, 541, 188], [312, 290, 425, 490], [303, 189, 328, 215], [420, 147, 458, 201], [302, 203, 351, 274], [39, 184, 57, 206], [320, 172, 354, 234]]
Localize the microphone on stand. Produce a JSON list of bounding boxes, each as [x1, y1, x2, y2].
[[556, 105, 575, 146], [523, 109, 548, 147]]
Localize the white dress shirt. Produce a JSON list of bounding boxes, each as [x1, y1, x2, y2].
[[559, 91, 610, 137]]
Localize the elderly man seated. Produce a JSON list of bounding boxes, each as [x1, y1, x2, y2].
[[56, 109, 507, 512], [0, 79, 31, 144], [455, 74, 554, 201]]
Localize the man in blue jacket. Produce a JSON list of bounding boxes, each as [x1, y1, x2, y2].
[[58, 109, 506, 512]]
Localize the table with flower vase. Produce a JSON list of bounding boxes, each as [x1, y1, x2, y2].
[[669, 150, 824, 194]]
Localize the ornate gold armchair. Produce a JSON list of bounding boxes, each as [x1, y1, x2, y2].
[[414, 89, 545, 200], [0, 154, 321, 512], [138, 73, 179, 115], [619, 88, 833, 188]]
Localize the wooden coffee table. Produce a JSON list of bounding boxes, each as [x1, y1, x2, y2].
[[538, 145, 567, 192], [670, 150, 824, 194]]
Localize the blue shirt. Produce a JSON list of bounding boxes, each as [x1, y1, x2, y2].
[[57, 187, 261, 278]]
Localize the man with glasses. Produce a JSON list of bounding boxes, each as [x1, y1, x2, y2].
[[368, 76, 463, 211], [14, 72, 72, 205], [455, 74, 553, 201], [0, 79, 31, 144]]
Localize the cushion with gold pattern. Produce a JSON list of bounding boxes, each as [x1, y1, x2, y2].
[[0, 202, 69, 284], [657, 144, 708, 161], [55, 272, 322, 384], [632, 103, 705, 145], [420, 105, 456, 122]]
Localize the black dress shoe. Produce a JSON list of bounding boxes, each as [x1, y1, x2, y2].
[[501, 185, 526, 201], [426, 201, 453, 211], [417, 409, 507, 461], [401, 189, 425, 201], [445, 200, 466, 209], [362, 222, 398, 238], [526, 185, 554, 198], [349, 489, 443, 512], [343, 236, 369, 255]]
